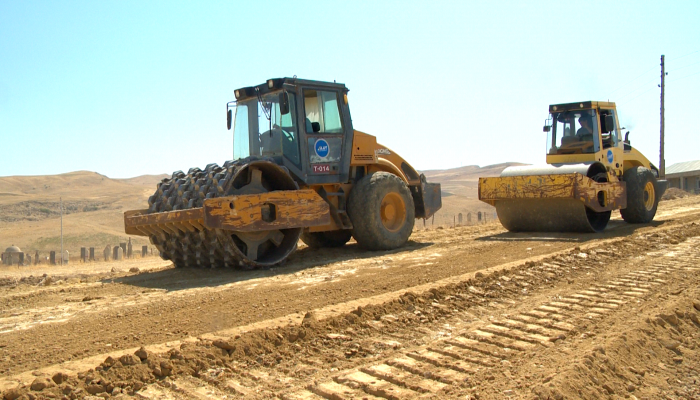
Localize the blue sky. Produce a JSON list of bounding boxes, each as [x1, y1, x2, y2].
[[1, 0, 698, 178]]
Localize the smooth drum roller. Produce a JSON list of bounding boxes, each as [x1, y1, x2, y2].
[[496, 198, 610, 233], [485, 163, 614, 233]]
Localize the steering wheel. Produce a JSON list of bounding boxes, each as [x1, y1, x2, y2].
[[272, 124, 295, 141]]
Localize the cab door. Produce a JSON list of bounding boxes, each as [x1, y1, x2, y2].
[[300, 87, 353, 185]]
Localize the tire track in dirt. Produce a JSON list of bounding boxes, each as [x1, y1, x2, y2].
[[5, 220, 700, 399]]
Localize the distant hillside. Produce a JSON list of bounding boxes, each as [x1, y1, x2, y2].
[[115, 174, 169, 187], [0, 171, 162, 257], [418, 162, 528, 227]]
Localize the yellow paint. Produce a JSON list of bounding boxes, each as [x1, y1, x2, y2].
[[479, 173, 626, 212]]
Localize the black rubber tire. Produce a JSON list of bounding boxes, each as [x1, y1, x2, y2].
[[620, 166, 659, 224], [300, 229, 352, 248], [347, 172, 415, 251]]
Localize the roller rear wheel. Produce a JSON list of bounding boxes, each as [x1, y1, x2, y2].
[[620, 167, 659, 224], [348, 172, 415, 251]]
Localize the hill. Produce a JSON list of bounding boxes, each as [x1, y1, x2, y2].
[[419, 162, 527, 227], [0, 164, 520, 257], [0, 171, 168, 258]]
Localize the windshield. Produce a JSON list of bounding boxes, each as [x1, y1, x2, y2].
[[547, 110, 599, 155], [255, 92, 301, 166]]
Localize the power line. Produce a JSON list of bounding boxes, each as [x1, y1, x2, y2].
[[610, 51, 699, 99], [618, 85, 657, 105], [616, 76, 659, 101], [667, 70, 700, 83], [668, 49, 699, 62], [669, 60, 700, 72], [607, 65, 657, 97]]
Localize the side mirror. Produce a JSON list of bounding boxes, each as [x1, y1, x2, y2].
[[279, 92, 290, 115], [601, 114, 615, 133], [543, 125, 551, 132], [227, 109, 232, 130]]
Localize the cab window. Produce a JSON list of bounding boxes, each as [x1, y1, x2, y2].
[[303, 90, 343, 134], [547, 110, 600, 155], [599, 109, 619, 149]]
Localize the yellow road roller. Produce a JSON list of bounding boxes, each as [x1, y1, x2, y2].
[[124, 78, 441, 268], [479, 101, 667, 232]]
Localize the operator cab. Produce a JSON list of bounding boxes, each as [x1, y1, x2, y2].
[[227, 78, 354, 185], [544, 101, 621, 156]]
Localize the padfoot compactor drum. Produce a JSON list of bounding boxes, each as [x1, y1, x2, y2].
[[124, 78, 441, 268], [479, 101, 667, 233]]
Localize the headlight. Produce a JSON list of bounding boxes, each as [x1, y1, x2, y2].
[[235, 90, 241, 99]]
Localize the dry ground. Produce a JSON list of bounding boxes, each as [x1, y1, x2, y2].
[[1, 194, 699, 399]]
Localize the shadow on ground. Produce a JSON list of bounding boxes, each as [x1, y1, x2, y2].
[[107, 240, 433, 291], [476, 220, 666, 243]]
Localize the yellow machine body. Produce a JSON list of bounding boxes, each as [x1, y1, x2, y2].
[[479, 101, 666, 232]]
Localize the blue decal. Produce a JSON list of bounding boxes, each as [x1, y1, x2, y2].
[[607, 149, 614, 163], [315, 139, 330, 158]]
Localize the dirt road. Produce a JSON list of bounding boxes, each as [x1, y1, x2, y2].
[[1, 196, 700, 399]]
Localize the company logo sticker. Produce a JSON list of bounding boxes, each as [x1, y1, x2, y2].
[[315, 139, 330, 158], [607, 149, 614, 163]]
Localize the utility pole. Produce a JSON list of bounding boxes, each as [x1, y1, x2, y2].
[[659, 54, 666, 178], [60, 197, 64, 265]]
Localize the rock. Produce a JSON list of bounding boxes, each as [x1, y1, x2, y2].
[[602, 383, 615, 394], [673, 356, 683, 364], [86, 384, 106, 395], [627, 384, 636, 392], [212, 339, 235, 351], [52, 371, 69, 384], [103, 356, 116, 368], [302, 311, 317, 327], [119, 354, 140, 366], [129, 267, 140, 273], [159, 360, 173, 375], [659, 339, 681, 350], [38, 276, 53, 286], [134, 347, 149, 361], [660, 313, 679, 326], [693, 301, 700, 312], [30, 377, 55, 391], [3, 388, 21, 400], [689, 313, 699, 324], [549, 334, 567, 342]]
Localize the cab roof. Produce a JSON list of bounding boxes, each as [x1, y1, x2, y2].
[[234, 78, 348, 101], [549, 101, 617, 113]]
